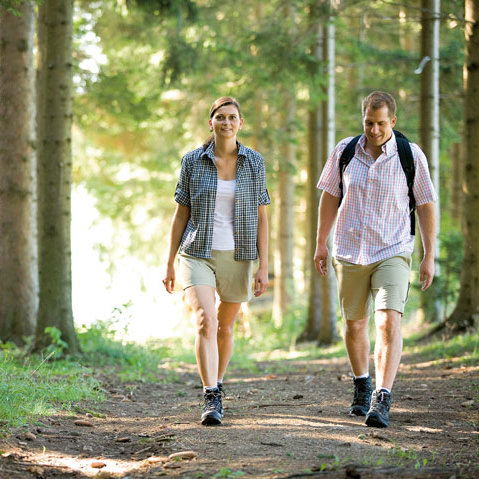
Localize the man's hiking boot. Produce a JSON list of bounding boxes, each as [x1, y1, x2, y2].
[[349, 376, 373, 417], [365, 389, 392, 428], [201, 388, 223, 425]]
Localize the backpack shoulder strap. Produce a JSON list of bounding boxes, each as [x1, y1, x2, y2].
[[338, 135, 361, 205], [394, 130, 416, 236]]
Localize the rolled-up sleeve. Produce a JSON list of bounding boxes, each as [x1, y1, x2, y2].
[[411, 143, 438, 205], [174, 155, 191, 207], [257, 154, 270, 206]]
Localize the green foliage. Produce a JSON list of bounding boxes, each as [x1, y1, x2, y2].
[[126, 0, 198, 23], [0, 0, 29, 15], [405, 329, 479, 367], [0, 345, 103, 429], [436, 230, 464, 318], [234, 305, 307, 361], [72, 0, 468, 327], [213, 468, 245, 478], [44, 327, 69, 359], [77, 304, 181, 381]]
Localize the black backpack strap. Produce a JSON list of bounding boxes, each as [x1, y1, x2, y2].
[[338, 135, 361, 206], [394, 130, 416, 236]]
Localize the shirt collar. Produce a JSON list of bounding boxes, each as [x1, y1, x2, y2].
[[359, 132, 397, 157], [202, 141, 247, 163]]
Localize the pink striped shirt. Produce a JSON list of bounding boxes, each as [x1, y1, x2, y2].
[[317, 134, 437, 265]]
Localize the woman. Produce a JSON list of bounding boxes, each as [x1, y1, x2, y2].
[[163, 97, 270, 425]]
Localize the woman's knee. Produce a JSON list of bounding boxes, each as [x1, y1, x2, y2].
[[217, 322, 234, 340]]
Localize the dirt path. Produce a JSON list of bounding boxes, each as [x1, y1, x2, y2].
[[1, 350, 478, 478]]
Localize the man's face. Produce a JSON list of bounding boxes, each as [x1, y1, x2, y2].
[[363, 105, 397, 147]]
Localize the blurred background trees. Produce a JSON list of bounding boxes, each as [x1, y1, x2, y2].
[[0, 0, 474, 351]]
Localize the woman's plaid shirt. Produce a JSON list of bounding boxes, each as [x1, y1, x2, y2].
[[175, 141, 270, 261], [318, 134, 437, 265]]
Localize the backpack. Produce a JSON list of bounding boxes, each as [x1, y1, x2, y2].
[[338, 129, 416, 236]]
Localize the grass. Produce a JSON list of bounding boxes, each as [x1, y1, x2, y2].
[[403, 329, 479, 367], [0, 303, 477, 433], [0, 348, 104, 431]]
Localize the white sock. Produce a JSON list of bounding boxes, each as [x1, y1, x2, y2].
[[377, 386, 391, 393], [203, 385, 218, 393], [354, 373, 370, 379]]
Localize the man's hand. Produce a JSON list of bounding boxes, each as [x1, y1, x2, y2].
[[314, 243, 329, 276], [419, 255, 435, 291]]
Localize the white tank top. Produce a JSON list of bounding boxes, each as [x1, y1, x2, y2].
[[212, 179, 236, 250]]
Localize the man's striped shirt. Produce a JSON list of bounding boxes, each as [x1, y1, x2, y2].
[[317, 134, 437, 265]]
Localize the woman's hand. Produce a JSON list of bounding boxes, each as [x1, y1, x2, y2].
[[254, 267, 269, 297], [163, 264, 176, 294]]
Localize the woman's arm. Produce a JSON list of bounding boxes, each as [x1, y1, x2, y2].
[[254, 204, 269, 297], [163, 204, 190, 293]]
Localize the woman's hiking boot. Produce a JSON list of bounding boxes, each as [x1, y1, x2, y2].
[[201, 388, 223, 425]]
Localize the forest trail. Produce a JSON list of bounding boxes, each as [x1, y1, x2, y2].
[[1, 351, 478, 479]]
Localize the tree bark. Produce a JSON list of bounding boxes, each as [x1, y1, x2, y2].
[[34, 0, 79, 353], [272, 1, 296, 328], [272, 96, 296, 327], [449, 142, 463, 226], [318, 6, 338, 345], [303, 1, 338, 344], [417, 0, 442, 323], [0, 2, 38, 344], [304, 7, 324, 341], [444, 0, 479, 334]]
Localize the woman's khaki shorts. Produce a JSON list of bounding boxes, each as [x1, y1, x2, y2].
[[178, 250, 254, 303], [332, 253, 412, 321]]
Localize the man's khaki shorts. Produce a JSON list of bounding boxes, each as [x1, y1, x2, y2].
[[332, 253, 412, 321], [178, 250, 253, 303]]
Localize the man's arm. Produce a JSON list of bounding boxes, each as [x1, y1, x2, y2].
[[416, 202, 437, 291], [314, 191, 340, 275]]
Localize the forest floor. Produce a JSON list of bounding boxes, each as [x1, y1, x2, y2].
[[1, 347, 478, 479]]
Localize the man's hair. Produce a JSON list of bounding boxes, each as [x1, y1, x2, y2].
[[362, 91, 397, 118]]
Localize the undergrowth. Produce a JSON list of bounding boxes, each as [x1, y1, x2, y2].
[[0, 346, 103, 431], [0, 302, 477, 432]]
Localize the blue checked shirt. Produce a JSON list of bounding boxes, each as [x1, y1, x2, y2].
[[175, 141, 270, 261]]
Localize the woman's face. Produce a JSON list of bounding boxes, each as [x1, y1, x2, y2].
[[209, 104, 243, 141]]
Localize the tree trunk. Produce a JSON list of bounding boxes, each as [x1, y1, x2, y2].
[[417, 0, 442, 323], [0, 2, 38, 344], [34, 0, 79, 354], [398, 5, 414, 52], [272, 96, 295, 327], [304, 7, 325, 341], [318, 7, 338, 345], [449, 142, 463, 226], [444, 0, 479, 334], [303, 2, 338, 344]]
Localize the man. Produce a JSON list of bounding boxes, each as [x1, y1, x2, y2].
[[314, 91, 437, 428]]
